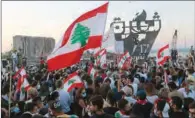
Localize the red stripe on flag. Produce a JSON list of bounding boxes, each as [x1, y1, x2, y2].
[[158, 56, 170, 65], [157, 44, 169, 58], [61, 2, 108, 48], [63, 72, 78, 84], [47, 48, 84, 71], [67, 83, 84, 92], [85, 36, 103, 50]]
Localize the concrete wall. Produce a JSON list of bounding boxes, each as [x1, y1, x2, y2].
[[13, 35, 55, 65]]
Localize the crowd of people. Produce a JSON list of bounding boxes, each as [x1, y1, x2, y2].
[[1, 51, 195, 118]]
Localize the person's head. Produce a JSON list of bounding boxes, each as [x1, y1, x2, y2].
[[20, 113, 33, 118], [24, 102, 38, 114], [49, 91, 60, 101], [121, 74, 129, 86], [106, 90, 117, 107], [31, 80, 38, 88], [55, 80, 63, 89], [89, 95, 104, 113], [49, 100, 63, 116], [168, 82, 178, 92], [154, 99, 170, 118], [28, 88, 38, 99], [32, 97, 44, 109], [122, 85, 134, 97], [128, 74, 134, 84], [76, 87, 87, 98], [32, 114, 45, 118], [185, 80, 195, 91], [94, 77, 103, 88], [183, 97, 194, 111], [144, 83, 154, 95], [99, 84, 111, 99], [170, 96, 183, 111], [118, 99, 132, 115], [136, 90, 146, 100], [189, 102, 195, 118], [104, 78, 111, 85], [158, 88, 169, 99]]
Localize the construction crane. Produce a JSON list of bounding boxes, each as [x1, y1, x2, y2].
[[171, 30, 178, 66], [171, 30, 178, 51]]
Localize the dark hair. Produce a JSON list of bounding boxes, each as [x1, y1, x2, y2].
[[144, 83, 154, 94], [31, 80, 38, 87], [157, 99, 166, 111], [90, 95, 104, 110], [118, 99, 128, 110], [171, 96, 183, 110], [140, 77, 145, 83], [32, 114, 45, 118], [20, 113, 33, 118], [104, 78, 111, 83], [128, 75, 134, 83], [48, 91, 59, 101], [24, 102, 37, 112], [99, 84, 111, 99], [55, 80, 63, 89], [184, 98, 194, 111], [189, 101, 195, 109], [106, 90, 116, 106], [168, 82, 177, 90], [172, 75, 178, 82], [32, 97, 42, 106]]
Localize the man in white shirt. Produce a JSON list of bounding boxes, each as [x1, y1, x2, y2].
[[178, 80, 195, 100]]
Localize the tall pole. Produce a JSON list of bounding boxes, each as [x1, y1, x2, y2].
[[8, 74, 12, 117]]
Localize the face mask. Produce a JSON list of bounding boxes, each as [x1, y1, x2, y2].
[[37, 84, 40, 90], [189, 85, 194, 90], [12, 107, 20, 113], [82, 92, 87, 98]]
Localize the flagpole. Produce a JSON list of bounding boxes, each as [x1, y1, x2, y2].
[[9, 73, 12, 117], [101, 2, 109, 50]]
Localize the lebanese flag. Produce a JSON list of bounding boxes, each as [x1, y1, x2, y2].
[[47, 3, 109, 71], [157, 44, 170, 66], [94, 48, 107, 68], [63, 72, 84, 92], [15, 68, 30, 101], [118, 51, 131, 69], [13, 66, 27, 79], [88, 65, 97, 79]]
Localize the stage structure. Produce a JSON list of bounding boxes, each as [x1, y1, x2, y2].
[[111, 10, 161, 63]]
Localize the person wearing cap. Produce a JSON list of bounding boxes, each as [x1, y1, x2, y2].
[[48, 100, 78, 118], [132, 90, 153, 118]]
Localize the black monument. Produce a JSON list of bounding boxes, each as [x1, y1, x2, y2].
[[111, 10, 161, 64]]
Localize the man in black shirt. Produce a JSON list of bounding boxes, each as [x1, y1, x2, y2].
[[169, 96, 188, 118], [89, 95, 114, 118]]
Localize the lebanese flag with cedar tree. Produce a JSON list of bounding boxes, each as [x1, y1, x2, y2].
[[63, 72, 84, 92], [157, 44, 170, 66], [118, 51, 131, 69], [47, 3, 109, 71]]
